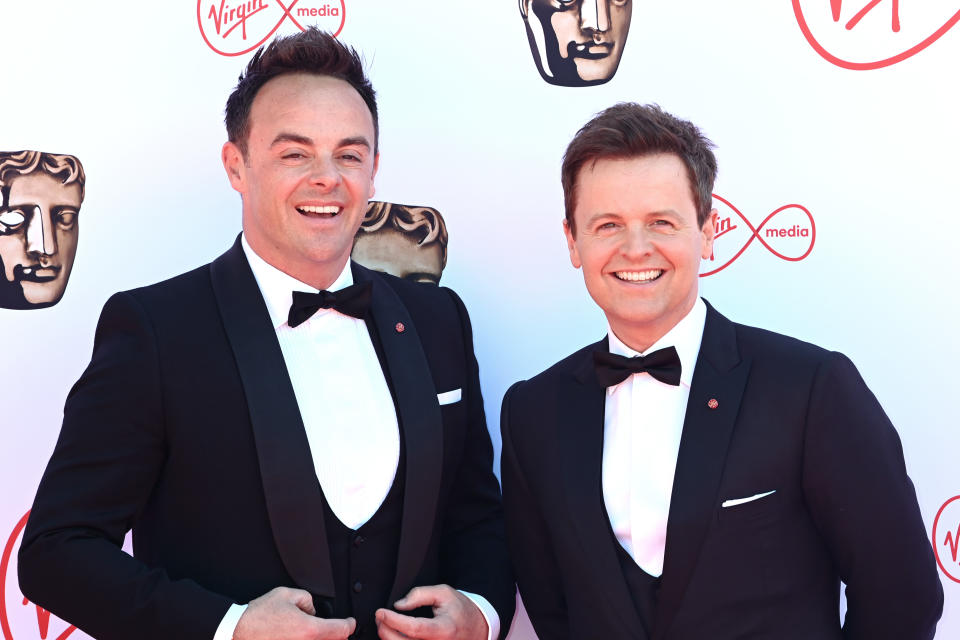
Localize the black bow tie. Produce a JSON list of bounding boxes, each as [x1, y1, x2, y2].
[[287, 282, 372, 327], [593, 346, 682, 387]]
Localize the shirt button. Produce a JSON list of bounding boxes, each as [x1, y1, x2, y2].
[[353, 534, 365, 547], [353, 581, 363, 593]]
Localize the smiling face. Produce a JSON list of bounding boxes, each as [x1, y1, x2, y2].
[[564, 153, 715, 351], [523, 0, 632, 86], [0, 172, 81, 307], [222, 73, 378, 288]]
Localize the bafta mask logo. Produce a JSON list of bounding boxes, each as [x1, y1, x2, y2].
[[352, 202, 448, 285], [0, 151, 85, 310], [519, 0, 632, 87]]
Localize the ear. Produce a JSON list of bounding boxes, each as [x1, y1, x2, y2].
[[701, 208, 717, 260], [563, 218, 582, 269], [222, 141, 246, 194], [368, 153, 379, 200]]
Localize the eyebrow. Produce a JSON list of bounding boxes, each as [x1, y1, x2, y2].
[[269, 133, 372, 150], [270, 133, 313, 147]]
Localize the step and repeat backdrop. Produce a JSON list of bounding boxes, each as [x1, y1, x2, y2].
[[2, 1, 958, 638]]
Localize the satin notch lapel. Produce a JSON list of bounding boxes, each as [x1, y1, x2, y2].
[[210, 239, 335, 598], [654, 306, 750, 638]]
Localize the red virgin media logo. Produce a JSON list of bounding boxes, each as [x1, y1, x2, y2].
[[700, 195, 815, 277], [197, 0, 346, 57], [794, 0, 960, 69], [933, 495, 960, 584], [0, 512, 79, 640]]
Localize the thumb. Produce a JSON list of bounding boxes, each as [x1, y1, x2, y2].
[[321, 616, 356, 636]]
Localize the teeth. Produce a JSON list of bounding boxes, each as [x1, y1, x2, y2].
[[615, 270, 662, 282], [298, 205, 340, 214]]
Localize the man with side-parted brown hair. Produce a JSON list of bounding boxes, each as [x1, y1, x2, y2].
[[19, 28, 513, 640], [501, 102, 942, 639]]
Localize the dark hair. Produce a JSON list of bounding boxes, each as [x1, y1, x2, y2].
[[561, 103, 716, 234], [225, 27, 378, 157]]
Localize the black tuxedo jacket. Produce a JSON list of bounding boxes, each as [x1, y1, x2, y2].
[[501, 302, 942, 640], [19, 238, 514, 640]]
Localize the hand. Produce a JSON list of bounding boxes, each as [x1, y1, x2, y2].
[[234, 586, 356, 640], [375, 584, 488, 640]]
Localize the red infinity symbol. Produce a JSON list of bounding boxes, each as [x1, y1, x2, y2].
[[197, 0, 346, 58], [700, 195, 816, 278], [794, 0, 960, 70]]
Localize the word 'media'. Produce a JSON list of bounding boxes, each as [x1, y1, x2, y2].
[[297, 4, 340, 16], [765, 224, 811, 238]]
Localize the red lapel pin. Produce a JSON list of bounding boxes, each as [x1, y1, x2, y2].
[[707, 398, 719, 409], [395, 322, 405, 333]]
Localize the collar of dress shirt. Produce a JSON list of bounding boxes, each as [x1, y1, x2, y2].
[[241, 233, 354, 330], [606, 297, 707, 388]]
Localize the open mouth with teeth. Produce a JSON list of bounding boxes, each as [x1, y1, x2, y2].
[[614, 269, 663, 283], [296, 205, 342, 218]]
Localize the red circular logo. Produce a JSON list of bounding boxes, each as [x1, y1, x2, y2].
[[1, 511, 79, 640], [793, 0, 960, 70], [197, 0, 346, 57], [932, 495, 960, 584]]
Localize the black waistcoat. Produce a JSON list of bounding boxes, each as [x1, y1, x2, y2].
[[321, 452, 405, 640], [611, 527, 662, 638]]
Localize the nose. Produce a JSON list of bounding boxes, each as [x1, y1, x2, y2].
[[308, 156, 342, 192], [25, 206, 57, 256], [580, 0, 610, 33], [621, 224, 652, 259]]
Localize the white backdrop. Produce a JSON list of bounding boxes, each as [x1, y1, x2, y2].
[[1, 2, 958, 638]]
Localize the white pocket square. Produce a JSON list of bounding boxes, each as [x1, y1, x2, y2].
[[721, 490, 776, 508], [437, 388, 462, 405]]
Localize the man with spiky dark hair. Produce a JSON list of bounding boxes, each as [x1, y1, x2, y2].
[[20, 28, 513, 640]]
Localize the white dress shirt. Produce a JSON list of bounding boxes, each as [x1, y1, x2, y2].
[[602, 298, 707, 577], [215, 236, 497, 640]]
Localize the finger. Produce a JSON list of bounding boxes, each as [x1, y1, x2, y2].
[[394, 584, 447, 610], [318, 616, 356, 638], [377, 608, 436, 638], [376, 617, 413, 640]]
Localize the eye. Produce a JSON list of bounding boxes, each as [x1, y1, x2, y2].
[[610, 0, 629, 6], [339, 152, 363, 163], [0, 209, 26, 232], [281, 150, 308, 160], [56, 209, 79, 230]]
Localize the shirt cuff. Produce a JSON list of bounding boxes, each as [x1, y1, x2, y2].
[[213, 603, 247, 640], [458, 590, 499, 640]]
